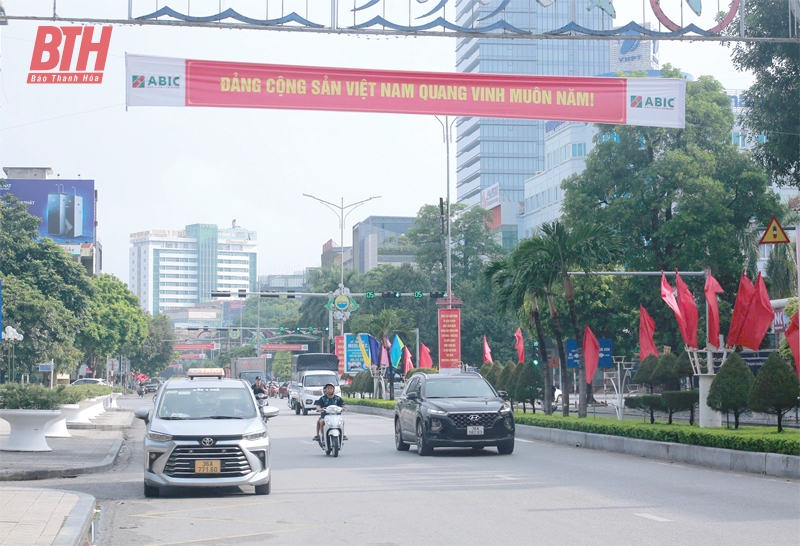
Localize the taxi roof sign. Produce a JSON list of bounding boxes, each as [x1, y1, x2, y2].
[[759, 216, 791, 245], [187, 367, 225, 379]]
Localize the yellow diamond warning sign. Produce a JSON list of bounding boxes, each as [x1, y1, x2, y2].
[[759, 216, 790, 244]]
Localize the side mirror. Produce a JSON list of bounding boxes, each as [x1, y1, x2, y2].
[[134, 407, 150, 424], [407, 392, 418, 400], [497, 391, 509, 400], [261, 406, 280, 420], [256, 393, 268, 406]]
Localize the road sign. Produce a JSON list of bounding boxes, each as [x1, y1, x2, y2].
[[38, 363, 53, 372], [759, 216, 790, 244]]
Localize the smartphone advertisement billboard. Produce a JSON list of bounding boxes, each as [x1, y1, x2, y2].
[[0, 178, 95, 245]]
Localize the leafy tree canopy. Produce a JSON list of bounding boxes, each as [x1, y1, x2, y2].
[[707, 353, 755, 429], [128, 314, 177, 378], [749, 352, 800, 432]]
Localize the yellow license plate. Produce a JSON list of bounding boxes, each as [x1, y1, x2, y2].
[[195, 460, 221, 473]]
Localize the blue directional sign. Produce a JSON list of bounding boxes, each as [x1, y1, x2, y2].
[[566, 338, 613, 368]]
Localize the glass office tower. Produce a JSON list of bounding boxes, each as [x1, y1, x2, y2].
[[455, 0, 611, 248]]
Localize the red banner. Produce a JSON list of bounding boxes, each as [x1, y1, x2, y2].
[[175, 343, 215, 351], [126, 55, 686, 128], [261, 343, 308, 352], [438, 309, 461, 370], [335, 336, 345, 375]]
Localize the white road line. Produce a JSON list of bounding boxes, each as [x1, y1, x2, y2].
[[655, 462, 685, 469], [367, 440, 382, 444], [635, 513, 672, 522]]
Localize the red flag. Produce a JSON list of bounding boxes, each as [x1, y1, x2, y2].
[[402, 346, 414, 374], [419, 343, 433, 369], [704, 270, 724, 349], [483, 335, 493, 364], [728, 271, 755, 346], [675, 271, 698, 349], [639, 305, 658, 362], [785, 313, 800, 379], [584, 325, 600, 385], [736, 273, 774, 350], [513, 328, 525, 364], [661, 272, 686, 337]]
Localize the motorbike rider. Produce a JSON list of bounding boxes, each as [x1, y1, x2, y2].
[[252, 377, 269, 398], [312, 383, 346, 442]]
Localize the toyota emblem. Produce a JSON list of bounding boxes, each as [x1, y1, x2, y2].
[[469, 415, 480, 422], [201, 437, 215, 446]]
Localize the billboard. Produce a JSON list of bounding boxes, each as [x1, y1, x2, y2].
[[438, 308, 461, 371], [0, 179, 95, 245], [344, 333, 370, 374]]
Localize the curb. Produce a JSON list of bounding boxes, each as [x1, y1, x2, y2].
[[0, 436, 124, 482], [52, 489, 96, 546], [346, 405, 799, 479]]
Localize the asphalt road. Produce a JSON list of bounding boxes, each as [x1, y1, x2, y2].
[[17, 396, 800, 546]]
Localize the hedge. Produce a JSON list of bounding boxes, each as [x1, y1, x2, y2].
[[513, 413, 800, 456], [343, 397, 397, 410], [0, 383, 114, 408]]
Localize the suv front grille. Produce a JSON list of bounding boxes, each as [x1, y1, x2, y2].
[[164, 445, 251, 478], [449, 412, 498, 428]]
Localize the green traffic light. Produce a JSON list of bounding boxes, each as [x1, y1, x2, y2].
[[394, 292, 401, 298], [279, 327, 285, 333], [414, 291, 423, 298], [307, 327, 314, 333]]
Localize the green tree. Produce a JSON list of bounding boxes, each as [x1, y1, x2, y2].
[[634, 355, 660, 423], [485, 362, 504, 391], [242, 297, 301, 329], [515, 362, 544, 414], [496, 361, 515, 398], [272, 351, 292, 381], [478, 361, 495, 384], [0, 273, 82, 376], [507, 362, 523, 408], [651, 353, 682, 391], [523, 220, 619, 417], [128, 314, 176, 378], [298, 266, 362, 332], [727, 0, 800, 186], [749, 352, 800, 432], [707, 353, 756, 429], [350, 308, 414, 344], [765, 242, 798, 299], [562, 70, 779, 351], [212, 344, 256, 369], [75, 274, 148, 376]]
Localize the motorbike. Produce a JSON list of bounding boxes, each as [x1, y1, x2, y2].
[[138, 385, 145, 397], [317, 406, 345, 457]]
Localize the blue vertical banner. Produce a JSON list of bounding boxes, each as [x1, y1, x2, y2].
[[0, 279, 3, 334], [566, 338, 613, 368]]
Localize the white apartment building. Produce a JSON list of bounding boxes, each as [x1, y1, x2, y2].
[[129, 223, 257, 315]]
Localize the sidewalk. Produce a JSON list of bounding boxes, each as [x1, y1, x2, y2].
[[0, 487, 95, 546]]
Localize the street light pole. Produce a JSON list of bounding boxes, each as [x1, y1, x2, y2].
[[435, 116, 457, 307], [302, 193, 381, 334]]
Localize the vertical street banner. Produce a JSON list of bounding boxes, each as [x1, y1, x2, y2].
[[335, 336, 345, 375], [438, 309, 461, 370], [344, 333, 371, 374], [566, 338, 613, 368], [126, 55, 686, 128]]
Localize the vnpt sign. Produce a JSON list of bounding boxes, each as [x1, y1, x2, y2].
[[28, 26, 112, 84]]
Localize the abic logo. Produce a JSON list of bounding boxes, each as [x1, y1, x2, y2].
[[28, 26, 112, 84], [131, 75, 181, 89], [630, 95, 675, 110]]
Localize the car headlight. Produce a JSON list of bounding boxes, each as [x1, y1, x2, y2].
[[147, 431, 172, 442], [243, 430, 267, 441], [499, 405, 513, 414], [429, 408, 447, 415]]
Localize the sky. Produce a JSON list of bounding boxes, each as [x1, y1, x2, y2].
[[0, 1, 755, 284]]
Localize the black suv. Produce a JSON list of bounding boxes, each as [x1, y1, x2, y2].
[[394, 372, 515, 456]]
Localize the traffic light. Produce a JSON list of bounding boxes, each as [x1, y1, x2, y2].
[[394, 292, 401, 298], [429, 291, 444, 298], [413, 291, 423, 298], [381, 291, 393, 298], [365, 291, 375, 299], [307, 326, 314, 333], [532, 358, 540, 366], [295, 327, 301, 333], [323, 326, 329, 333], [278, 327, 285, 333], [533, 341, 540, 348]]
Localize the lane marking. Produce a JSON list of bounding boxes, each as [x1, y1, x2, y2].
[[655, 462, 685, 469], [635, 513, 672, 522]]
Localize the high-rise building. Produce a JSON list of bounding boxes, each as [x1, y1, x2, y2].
[[351, 216, 416, 274], [455, 0, 612, 249], [129, 223, 257, 315]]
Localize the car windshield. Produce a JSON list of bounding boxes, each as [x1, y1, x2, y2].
[[239, 372, 262, 383], [304, 375, 338, 387], [156, 387, 256, 419], [425, 378, 496, 399]]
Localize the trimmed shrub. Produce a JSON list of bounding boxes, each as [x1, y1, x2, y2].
[[485, 362, 504, 391], [634, 354, 659, 393], [625, 394, 665, 424], [343, 397, 396, 410], [0, 383, 61, 410], [496, 362, 515, 394], [512, 413, 800, 456], [707, 353, 755, 429], [478, 362, 495, 382], [652, 353, 681, 391], [514, 362, 544, 414], [749, 352, 800, 432], [661, 390, 699, 425], [405, 367, 438, 379]]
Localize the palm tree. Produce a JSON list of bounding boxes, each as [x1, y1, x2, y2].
[[527, 221, 619, 418], [484, 237, 568, 416]]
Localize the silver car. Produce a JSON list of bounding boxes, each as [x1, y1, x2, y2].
[[134, 369, 279, 498]]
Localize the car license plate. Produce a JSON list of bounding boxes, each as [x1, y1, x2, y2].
[[195, 460, 221, 473], [467, 426, 484, 436]]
